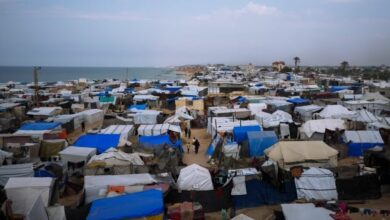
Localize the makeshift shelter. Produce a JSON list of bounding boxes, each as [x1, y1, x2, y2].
[[59, 146, 97, 167], [318, 105, 356, 119], [73, 134, 120, 154], [232, 125, 262, 144], [299, 119, 345, 140], [295, 167, 338, 201], [84, 174, 156, 203], [0, 163, 34, 186], [100, 125, 134, 146], [128, 104, 147, 110], [5, 177, 54, 219], [76, 109, 104, 130], [343, 130, 385, 156], [14, 122, 62, 139], [264, 141, 338, 169], [27, 107, 62, 119], [177, 164, 214, 191], [294, 105, 323, 122], [286, 97, 310, 105], [262, 110, 293, 128], [132, 110, 161, 125], [246, 131, 278, 157], [138, 134, 182, 152], [247, 103, 267, 115], [87, 148, 145, 166], [87, 189, 164, 220], [39, 139, 67, 160], [138, 124, 181, 136], [352, 109, 380, 123]]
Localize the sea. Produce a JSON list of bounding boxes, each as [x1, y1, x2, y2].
[[0, 66, 184, 83]]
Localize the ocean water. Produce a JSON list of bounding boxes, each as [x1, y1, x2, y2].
[[0, 66, 183, 83]]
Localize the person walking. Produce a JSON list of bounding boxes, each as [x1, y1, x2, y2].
[[193, 137, 200, 154]]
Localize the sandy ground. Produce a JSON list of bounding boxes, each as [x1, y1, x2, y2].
[[182, 128, 212, 168]]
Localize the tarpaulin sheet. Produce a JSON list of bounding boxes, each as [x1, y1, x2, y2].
[[87, 189, 163, 220], [287, 98, 309, 104], [165, 87, 181, 93], [247, 131, 278, 157], [233, 125, 261, 144], [348, 143, 385, 156], [128, 104, 147, 110], [139, 135, 182, 151], [330, 86, 351, 92], [74, 134, 120, 154], [20, 122, 61, 131], [232, 179, 296, 209]]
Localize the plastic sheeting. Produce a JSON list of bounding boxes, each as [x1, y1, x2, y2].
[[74, 134, 120, 154], [287, 98, 309, 104], [319, 105, 356, 119], [88, 148, 145, 166], [246, 131, 278, 157], [343, 130, 385, 156], [262, 110, 293, 128], [295, 168, 338, 201], [139, 135, 183, 151], [84, 174, 157, 203], [300, 119, 345, 138], [138, 124, 181, 136], [233, 125, 261, 144], [177, 164, 214, 191], [281, 203, 334, 220], [87, 189, 164, 220], [19, 122, 61, 131], [0, 163, 34, 186]]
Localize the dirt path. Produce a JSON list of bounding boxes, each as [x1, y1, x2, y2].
[[182, 128, 212, 168]]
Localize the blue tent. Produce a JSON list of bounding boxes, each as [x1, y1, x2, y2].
[[165, 86, 181, 93], [246, 131, 278, 157], [287, 98, 310, 104], [128, 104, 147, 110], [20, 122, 61, 131], [233, 125, 262, 144], [330, 86, 351, 92], [87, 189, 164, 220], [139, 135, 183, 152], [348, 143, 385, 156], [74, 134, 120, 154]]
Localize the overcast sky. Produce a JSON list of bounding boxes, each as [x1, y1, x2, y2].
[[0, 0, 389, 67]]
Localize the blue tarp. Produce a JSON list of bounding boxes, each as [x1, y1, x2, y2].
[[233, 179, 296, 209], [287, 98, 310, 104], [139, 135, 183, 152], [128, 104, 147, 110], [20, 122, 61, 131], [247, 131, 278, 157], [87, 189, 164, 220], [330, 86, 351, 92], [74, 134, 120, 154], [348, 143, 385, 156], [165, 86, 181, 93], [233, 125, 262, 144]]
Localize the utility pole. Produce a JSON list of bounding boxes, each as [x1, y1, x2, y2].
[[33, 66, 41, 107]]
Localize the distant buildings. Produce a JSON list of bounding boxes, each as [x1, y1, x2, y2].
[[272, 61, 285, 72]]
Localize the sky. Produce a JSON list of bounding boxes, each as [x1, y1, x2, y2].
[[0, 0, 389, 67]]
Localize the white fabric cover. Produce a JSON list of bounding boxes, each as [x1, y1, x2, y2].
[[294, 105, 323, 122], [247, 103, 267, 115], [60, 146, 96, 165], [137, 124, 181, 136], [222, 142, 240, 159], [0, 163, 34, 186], [133, 95, 159, 101], [100, 125, 134, 146], [177, 164, 214, 191], [319, 105, 356, 119], [88, 148, 145, 166], [295, 168, 338, 201], [300, 119, 345, 138], [231, 176, 247, 195], [282, 203, 334, 220], [5, 177, 53, 216], [133, 111, 159, 124], [343, 130, 384, 144], [26, 195, 49, 220], [353, 109, 379, 123], [84, 174, 156, 203], [262, 110, 293, 128]]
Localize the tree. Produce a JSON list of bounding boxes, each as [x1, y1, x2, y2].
[[340, 61, 349, 71], [293, 57, 301, 73], [280, 66, 292, 73]]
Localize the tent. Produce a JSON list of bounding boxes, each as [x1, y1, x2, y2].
[[264, 141, 338, 169], [247, 103, 267, 115], [84, 174, 157, 203], [318, 105, 356, 119], [287, 98, 310, 105], [223, 142, 240, 159], [14, 122, 62, 139], [59, 146, 97, 166], [87, 189, 164, 220], [138, 124, 181, 136], [74, 134, 120, 154], [177, 164, 214, 191], [100, 125, 134, 146], [132, 110, 160, 125], [128, 104, 147, 110], [295, 167, 337, 200], [262, 110, 293, 128], [5, 177, 54, 217], [300, 119, 345, 139], [138, 134, 183, 152], [233, 125, 262, 144], [87, 148, 145, 166], [246, 131, 278, 157], [343, 130, 385, 156], [294, 105, 323, 122], [352, 109, 380, 123], [0, 163, 34, 186]]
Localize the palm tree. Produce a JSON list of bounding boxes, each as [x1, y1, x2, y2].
[[293, 57, 300, 73], [293, 57, 300, 68]]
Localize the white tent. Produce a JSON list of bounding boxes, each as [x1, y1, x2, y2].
[[177, 164, 214, 191], [247, 103, 267, 115], [262, 110, 293, 128], [294, 105, 323, 122], [100, 125, 134, 146], [0, 163, 34, 186], [353, 109, 380, 123], [295, 167, 338, 200], [59, 146, 96, 168], [343, 130, 384, 144], [5, 177, 54, 218], [222, 142, 240, 159], [300, 119, 345, 139], [132, 110, 160, 124], [318, 105, 356, 119], [138, 124, 181, 136], [87, 148, 146, 166]]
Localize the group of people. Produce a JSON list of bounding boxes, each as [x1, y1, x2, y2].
[[184, 126, 200, 154]]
